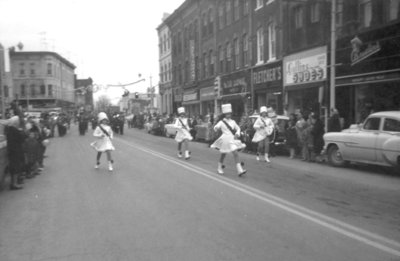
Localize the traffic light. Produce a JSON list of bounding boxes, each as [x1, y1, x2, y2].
[[214, 76, 221, 98], [135, 92, 139, 99]]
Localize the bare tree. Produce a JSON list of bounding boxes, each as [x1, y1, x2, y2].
[[95, 95, 111, 112]]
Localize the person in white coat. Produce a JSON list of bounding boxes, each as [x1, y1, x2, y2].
[[92, 112, 115, 171], [174, 107, 192, 160], [211, 104, 246, 176], [252, 106, 274, 163]]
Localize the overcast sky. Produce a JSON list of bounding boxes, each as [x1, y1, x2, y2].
[[0, 0, 184, 102]]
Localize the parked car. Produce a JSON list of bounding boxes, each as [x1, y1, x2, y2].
[[164, 119, 178, 138], [323, 111, 400, 172]]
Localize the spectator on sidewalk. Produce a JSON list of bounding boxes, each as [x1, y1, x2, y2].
[[6, 116, 26, 190], [311, 113, 325, 162], [328, 108, 341, 132], [285, 120, 298, 159]]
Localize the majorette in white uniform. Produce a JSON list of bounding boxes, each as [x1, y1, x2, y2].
[[210, 104, 246, 176], [174, 107, 192, 159], [92, 112, 115, 171], [252, 106, 274, 162]]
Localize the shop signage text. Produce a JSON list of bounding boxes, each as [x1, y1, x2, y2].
[[253, 66, 281, 85], [350, 36, 381, 66], [222, 78, 246, 95], [200, 86, 215, 101], [183, 92, 198, 102], [283, 46, 327, 86]]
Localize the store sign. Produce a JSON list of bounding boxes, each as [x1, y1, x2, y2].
[[189, 40, 196, 81], [183, 91, 198, 102], [252, 62, 282, 90], [283, 46, 327, 86], [200, 86, 215, 101], [221, 71, 249, 96], [350, 36, 381, 66]]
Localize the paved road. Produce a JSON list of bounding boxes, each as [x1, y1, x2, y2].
[[0, 125, 399, 261]]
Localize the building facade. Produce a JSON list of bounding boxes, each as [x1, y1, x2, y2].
[[157, 13, 173, 116], [161, 0, 400, 126], [10, 51, 76, 110]]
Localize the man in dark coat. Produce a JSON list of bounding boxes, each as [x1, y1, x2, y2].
[[6, 116, 26, 190], [328, 108, 341, 132]]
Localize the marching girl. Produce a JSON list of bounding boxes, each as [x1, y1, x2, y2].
[[92, 112, 115, 171], [174, 107, 192, 160], [252, 106, 274, 163], [211, 104, 246, 176]]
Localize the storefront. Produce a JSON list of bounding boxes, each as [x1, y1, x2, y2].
[[335, 23, 400, 127], [182, 89, 200, 116], [199, 86, 215, 116], [252, 61, 283, 114], [283, 46, 327, 116], [220, 70, 250, 120]]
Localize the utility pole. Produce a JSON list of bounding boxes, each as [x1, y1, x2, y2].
[[0, 44, 4, 118], [330, 0, 337, 114]]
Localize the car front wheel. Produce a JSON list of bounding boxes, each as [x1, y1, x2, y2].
[[327, 145, 347, 167]]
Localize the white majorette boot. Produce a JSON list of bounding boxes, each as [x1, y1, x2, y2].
[[217, 162, 224, 175], [185, 150, 190, 160], [177, 151, 182, 158], [108, 161, 113, 172], [256, 153, 260, 161], [237, 163, 247, 177], [94, 162, 100, 169], [264, 153, 271, 163]]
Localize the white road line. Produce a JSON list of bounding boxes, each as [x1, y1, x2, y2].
[[116, 138, 400, 257]]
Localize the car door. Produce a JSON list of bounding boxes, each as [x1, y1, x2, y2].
[[346, 117, 381, 163], [376, 117, 400, 165]]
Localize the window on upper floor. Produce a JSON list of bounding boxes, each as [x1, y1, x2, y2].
[[226, 42, 232, 72], [244, 0, 249, 15], [209, 9, 214, 35], [218, 45, 224, 73], [202, 13, 208, 37], [40, 85, 46, 95], [226, 1, 232, 25], [20, 84, 26, 96], [243, 33, 249, 67], [359, 0, 372, 28], [233, 38, 240, 69], [19, 63, 25, 76], [268, 22, 276, 62], [219, 4, 224, 30], [294, 6, 304, 29], [30, 84, 35, 96], [234, 0, 240, 21], [256, 0, 263, 10], [48, 84, 53, 96], [388, 0, 400, 21], [47, 63, 52, 75], [256, 28, 264, 64], [310, 2, 320, 23], [3, 85, 8, 97], [209, 50, 215, 76]]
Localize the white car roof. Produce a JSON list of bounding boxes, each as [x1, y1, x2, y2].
[[370, 111, 400, 119]]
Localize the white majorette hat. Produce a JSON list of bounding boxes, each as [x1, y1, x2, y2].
[[98, 112, 108, 122], [221, 104, 232, 114], [260, 106, 267, 114], [177, 107, 185, 114]]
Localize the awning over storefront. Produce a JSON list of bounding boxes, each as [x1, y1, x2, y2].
[[336, 69, 400, 87]]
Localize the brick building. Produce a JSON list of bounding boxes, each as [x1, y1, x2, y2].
[[10, 51, 76, 110]]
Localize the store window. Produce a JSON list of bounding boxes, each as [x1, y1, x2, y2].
[[359, 0, 372, 28], [363, 117, 380, 131]]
